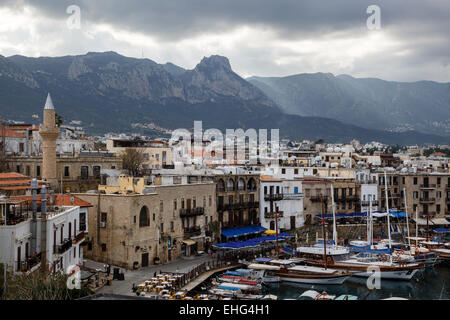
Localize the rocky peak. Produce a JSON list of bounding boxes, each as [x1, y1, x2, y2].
[[196, 55, 232, 71]]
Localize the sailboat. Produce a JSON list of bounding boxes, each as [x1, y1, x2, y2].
[[297, 173, 424, 280], [268, 193, 352, 285]]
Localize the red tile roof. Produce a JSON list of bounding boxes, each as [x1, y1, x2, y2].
[[10, 194, 93, 207], [0, 172, 28, 179]]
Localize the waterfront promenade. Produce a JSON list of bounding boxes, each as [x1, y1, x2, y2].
[[85, 255, 216, 296]]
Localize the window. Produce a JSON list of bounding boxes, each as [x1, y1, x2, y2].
[[170, 221, 174, 232], [174, 200, 177, 210], [264, 186, 268, 194], [139, 206, 150, 227], [209, 195, 212, 207], [437, 191, 442, 199], [26, 166, 30, 176], [413, 177, 418, 185], [436, 205, 441, 213], [181, 198, 185, 209], [153, 213, 155, 221], [36, 165, 41, 177], [64, 166, 70, 177], [102, 244, 107, 252], [93, 166, 101, 178], [282, 168, 286, 174], [81, 166, 89, 179], [101, 212, 107, 222], [134, 216, 136, 224], [203, 196, 206, 207], [160, 223, 164, 233], [294, 169, 299, 174], [160, 200, 164, 212]]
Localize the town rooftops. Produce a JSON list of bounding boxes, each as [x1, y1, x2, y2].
[[10, 194, 93, 207]]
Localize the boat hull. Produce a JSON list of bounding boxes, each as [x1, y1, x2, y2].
[[279, 275, 350, 285]]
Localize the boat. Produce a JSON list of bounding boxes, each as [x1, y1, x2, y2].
[[298, 290, 335, 300], [335, 294, 358, 300], [246, 263, 281, 283], [276, 264, 352, 284]]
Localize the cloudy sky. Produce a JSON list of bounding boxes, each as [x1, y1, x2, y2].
[[0, 0, 449, 81]]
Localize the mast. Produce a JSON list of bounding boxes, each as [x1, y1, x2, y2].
[[321, 195, 327, 269], [369, 196, 373, 246], [415, 207, 418, 249], [330, 183, 337, 246], [384, 171, 392, 253], [275, 205, 279, 260], [403, 188, 411, 250]]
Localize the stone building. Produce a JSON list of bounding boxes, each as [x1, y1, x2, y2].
[[6, 153, 122, 193], [378, 172, 450, 221], [76, 181, 216, 269], [106, 138, 173, 171], [215, 174, 259, 230]]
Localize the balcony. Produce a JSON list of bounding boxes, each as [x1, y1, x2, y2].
[[361, 200, 378, 206], [264, 211, 284, 219], [264, 193, 283, 201], [335, 196, 360, 203], [54, 238, 73, 255], [420, 184, 436, 189], [309, 195, 328, 202], [180, 207, 204, 217], [218, 202, 259, 211], [419, 212, 436, 218], [72, 231, 85, 244], [16, 254, 41, 272], [184, 226, 201, 236], [419, 198, 435, 204]]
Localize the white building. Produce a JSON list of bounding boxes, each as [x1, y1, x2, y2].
[[0, 189, 90, 274], [259, 175, 304, 231]]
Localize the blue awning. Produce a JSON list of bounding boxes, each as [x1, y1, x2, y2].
[[434, 228, 450, 233], [221, 225, 267, 238]]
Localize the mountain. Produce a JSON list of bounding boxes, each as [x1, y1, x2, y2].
[[0, 51, 448, 145], [248, 73, 450, 137]]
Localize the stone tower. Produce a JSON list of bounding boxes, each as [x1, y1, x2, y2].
[[39, 93, 59, 188]]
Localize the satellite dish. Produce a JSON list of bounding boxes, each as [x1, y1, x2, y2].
[[70, 196, 75, 203]]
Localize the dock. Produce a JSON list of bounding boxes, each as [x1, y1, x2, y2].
[[181, 264, 240, 292]]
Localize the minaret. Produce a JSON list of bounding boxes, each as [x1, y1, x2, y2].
[[39, 93, 59, 188]]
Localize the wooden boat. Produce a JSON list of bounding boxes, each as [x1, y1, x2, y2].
[[276, 264, 352, 285]]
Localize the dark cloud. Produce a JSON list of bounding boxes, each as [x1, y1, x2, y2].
[[0, 0, 448, 81]]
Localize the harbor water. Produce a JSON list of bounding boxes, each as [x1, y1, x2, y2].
[[264, 265, 449, 300]]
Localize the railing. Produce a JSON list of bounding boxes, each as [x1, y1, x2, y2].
[[264, 211, 284, 219], [184, 226, 201, 235], [72, 231, 85, 244], [419, 212, 436, 218], [336, 196, 360, 202], [309, 195, 328, 202], [16, 254, 41, 272], [264, 193, 283, 201], [420, 184, 436, 189], [361, 200, 378, 206], [180, 207, 204, 217], [54, 238, 72, 255], [419, 198, 435, 203]]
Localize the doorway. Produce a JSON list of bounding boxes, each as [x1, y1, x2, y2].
[[141, 253, 149, 267]]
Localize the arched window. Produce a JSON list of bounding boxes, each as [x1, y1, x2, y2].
[[139, 206, 150, 227], [247, 178, 256, 191], [237, 178, 245, 191], [227, 179, 235, 191], [217, 179, 225, 192]]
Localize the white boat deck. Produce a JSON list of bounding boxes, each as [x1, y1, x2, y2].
[[288, 265, 340, 274]]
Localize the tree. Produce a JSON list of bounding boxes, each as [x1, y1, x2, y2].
[[0, 264, 93, 300], [55, 113, 63, 127], [120, 148, 145, 177]]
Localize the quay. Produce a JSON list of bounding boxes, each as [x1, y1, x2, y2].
[[181, 264, 240, 292]]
